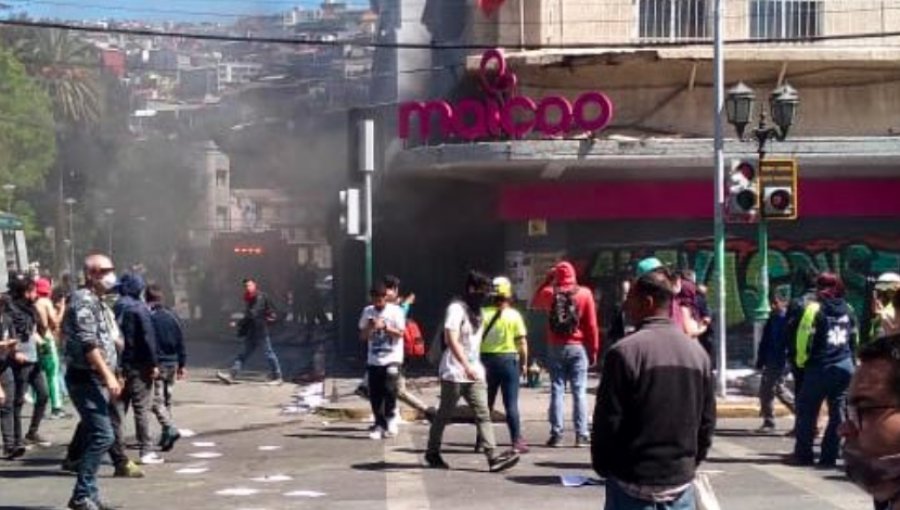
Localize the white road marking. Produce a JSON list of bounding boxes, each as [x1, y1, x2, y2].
[[711, 437, 870, 510], [189, 451, 223, 459], [251, 474, 293, 483], [215, 487, 260, 496], [284, 490, 326, 498], [176, 467, 209, 475], [258, 445, 282, 451], [192, 441, 216, 448], [385, 428, 431, 510]]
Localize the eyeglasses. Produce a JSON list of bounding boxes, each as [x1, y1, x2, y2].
[[842, 403, 898, 430]]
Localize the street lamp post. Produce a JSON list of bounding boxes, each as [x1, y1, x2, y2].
[[104, 208, 115, 256], [2, 184, 16, 212], [64, 198, 76, 274], [726, 82, 800, 348]]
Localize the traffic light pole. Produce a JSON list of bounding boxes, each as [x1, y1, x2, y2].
[[712, 0, 728, 398], [360, 119, 376, 293], [754, 150, 771, 357]]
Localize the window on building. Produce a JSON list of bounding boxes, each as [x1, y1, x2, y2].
[[639, 0, 710, 41], [215, 169, 228, 188], [216, 206, 228, 230], [750, 0, 823, 40]]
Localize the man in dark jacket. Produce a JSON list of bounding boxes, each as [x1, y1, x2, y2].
[[113, 272, 160, 465], [146, 284, 185, 453], [756, 295, 796, 433], [217, 278, 283, 385], [592, 269, 716, 510], [791, 272, 857, 467]]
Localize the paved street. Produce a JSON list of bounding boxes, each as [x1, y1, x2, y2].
[[0, 335, 873, 510]]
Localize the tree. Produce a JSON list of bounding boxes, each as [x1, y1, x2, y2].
[[0, 46, 57, 259]]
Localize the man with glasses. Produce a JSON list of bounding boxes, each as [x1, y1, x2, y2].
[[840, 334, 900, 510]]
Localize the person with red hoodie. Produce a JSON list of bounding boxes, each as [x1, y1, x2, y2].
[[532, 261, 600, 448]]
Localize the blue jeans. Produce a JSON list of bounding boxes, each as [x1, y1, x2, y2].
[[548, 343, 588, 439], [605, 479, 695, 510], [483, 353, 522, 443], [793, 359, 853, 464], [231, 333, 282, 379], [66, 375, 115, 503]]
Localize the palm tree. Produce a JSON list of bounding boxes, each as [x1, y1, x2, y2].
[[9, 28, 103, 126]]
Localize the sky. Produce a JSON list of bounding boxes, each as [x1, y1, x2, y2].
[[5, 0, 371, 23]]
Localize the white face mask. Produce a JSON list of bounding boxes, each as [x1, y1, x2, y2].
[[99, 272, 118, 292]]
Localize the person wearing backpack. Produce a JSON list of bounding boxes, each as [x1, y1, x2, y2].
[[531, 261, 600, 448], [425, 271, 520, 472]]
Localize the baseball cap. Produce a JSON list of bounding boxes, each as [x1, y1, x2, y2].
[[635, 257, 665, 277], [876, 272, 900, 290], [492, 276, 513, 299], [35, 277, 52, 298]]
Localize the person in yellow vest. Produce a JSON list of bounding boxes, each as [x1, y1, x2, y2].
[[477, 277, 530, 454], [870, 272, 900, 341]]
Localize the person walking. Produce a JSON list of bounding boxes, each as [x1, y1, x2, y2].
[[146, 283, 186, 453], [34, 277, 69, 420], [790, 272, 858, 467], [359, 283, 405, 439], [217, 278, 283, 385], [531, 261, 600, 448], [0, 314, 16, 458], [478, 276, 529, 453], [592, 269, 716, 510], [425, 271, 519, 472], [756, 295, 796, 433], [63, 253, 126, 510], [113, 272, 162, 465], [7, 275, 51, 454]]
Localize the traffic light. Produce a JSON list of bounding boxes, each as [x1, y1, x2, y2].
[[759, 159, 798, 220], [726, 159, 759, 223], [339, 188, 361, 236]]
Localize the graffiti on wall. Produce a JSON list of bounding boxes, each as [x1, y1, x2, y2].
[[584, 237, 900, 328]]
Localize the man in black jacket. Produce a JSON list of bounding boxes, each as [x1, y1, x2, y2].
[[217, 278, 283, 385], [146, 284, 185, 453], [592, 270, 716, 510]]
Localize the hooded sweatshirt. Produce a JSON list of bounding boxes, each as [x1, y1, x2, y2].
[[807, 297, 857, 367], [532, 262, 601, 361], [113, 272, 158, 371]]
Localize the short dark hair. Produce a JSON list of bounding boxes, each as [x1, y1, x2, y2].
[[633, 271, 674, 309], [382, 275, 400, 290], [370, 283, 388, 299], [858, 334, 900, 404], [146, 283, 164, 304], [465, 270, 491, 294]]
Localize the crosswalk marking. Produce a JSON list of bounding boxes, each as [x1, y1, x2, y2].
[[385, 429, 431, 510]]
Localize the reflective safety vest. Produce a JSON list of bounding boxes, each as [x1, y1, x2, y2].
[[795, 301, 821, 369]]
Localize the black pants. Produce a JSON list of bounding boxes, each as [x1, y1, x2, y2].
[[0, 363, 13, 453], [12, 362, 49, 447], [67, 392, 129, 467], [367, 364, 399, 430]]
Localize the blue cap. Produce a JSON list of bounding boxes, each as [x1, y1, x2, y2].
[[635, 257, 665, 277]]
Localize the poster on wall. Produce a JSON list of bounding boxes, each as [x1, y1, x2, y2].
[[505, 251, 529, 301]]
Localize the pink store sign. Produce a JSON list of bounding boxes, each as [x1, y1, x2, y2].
[[398, 49, 614, 141]]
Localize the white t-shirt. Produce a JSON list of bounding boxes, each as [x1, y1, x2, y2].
[[439, 301, 486, 383], [359, 304, 406, 367]]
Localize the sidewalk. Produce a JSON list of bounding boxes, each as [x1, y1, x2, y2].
[[316, 374, 791, 422]]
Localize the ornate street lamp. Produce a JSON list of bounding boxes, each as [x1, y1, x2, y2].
[[725, 82, 756, 140]]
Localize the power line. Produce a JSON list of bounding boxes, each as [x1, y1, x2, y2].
[[9, 16, 900, 51]]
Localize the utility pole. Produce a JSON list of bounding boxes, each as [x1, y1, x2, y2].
[[712, 0, 728, 397], [360, 118, 375, 292]]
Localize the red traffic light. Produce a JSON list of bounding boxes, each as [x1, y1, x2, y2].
[[735, 161, 755, 180], [769, 189, 791, 210]]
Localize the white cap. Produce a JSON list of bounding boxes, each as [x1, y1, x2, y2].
[[876, 272, 900, 290]]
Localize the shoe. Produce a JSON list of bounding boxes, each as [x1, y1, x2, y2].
[[114, 460, 145, 478], [5, 446, 26, 459], [423, 406, 437, 423], [61, 458, 80, 473], [139, 452, 165, 465], [368, 427, 384, 440], [159, 428, 181, 453], [25, 432, 52, 447], [49, 409, 73, 420], [545, 435, 562, 448], [266, 377, 284, 386], [756, 423, 776, 434], [383, 429, 397, 439], [512, 439, 530, 454], [488, 450, 521, 473], [216, 371, 235, 385], [67, 498, 99, 510], [387, 418, 399, 436], [575, 435, 591, 448], [425, 452, 450, 469]]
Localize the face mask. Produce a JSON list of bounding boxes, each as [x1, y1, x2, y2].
[[243, 290, 256, 303], [843, 444, 900, 500], [99, 272, 118, 292], [465, 291, 487, 311]]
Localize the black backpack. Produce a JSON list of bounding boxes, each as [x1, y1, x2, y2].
[[548, 288, 579, 336]]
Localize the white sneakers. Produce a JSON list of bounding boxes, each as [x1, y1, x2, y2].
[[368, 427, 385, 440], [387, 417, 399, 436], [139, 452, 165, 465]]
